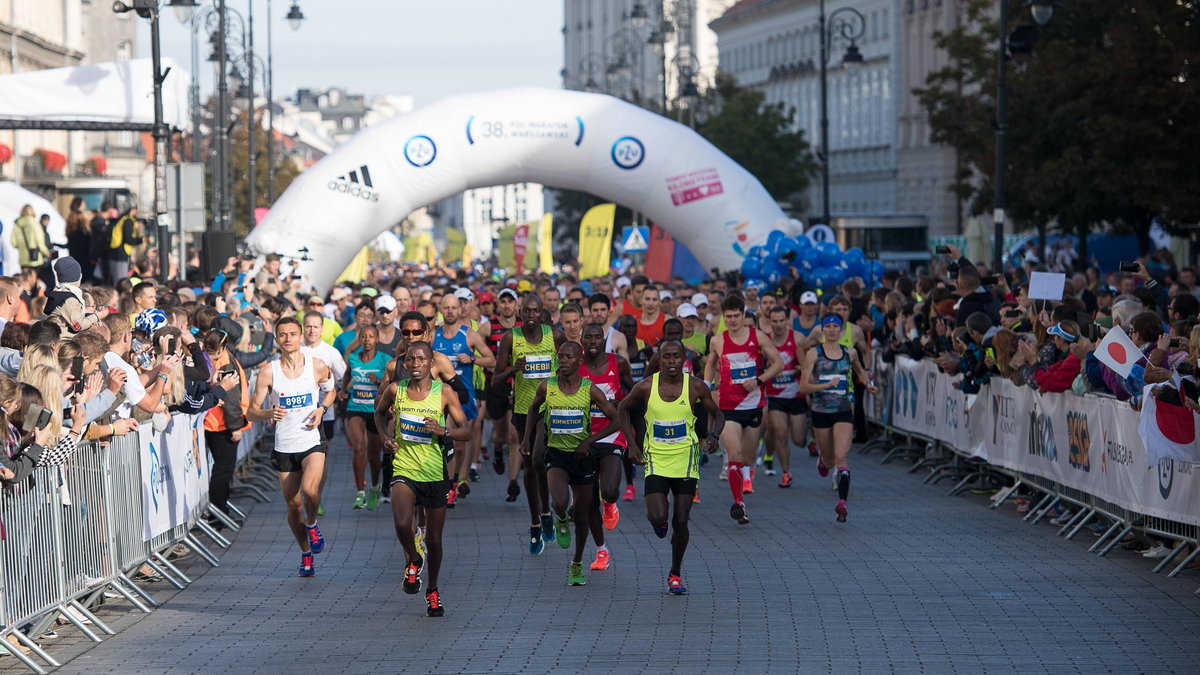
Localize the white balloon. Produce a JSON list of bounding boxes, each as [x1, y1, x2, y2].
[[248, 87, 786, 292]]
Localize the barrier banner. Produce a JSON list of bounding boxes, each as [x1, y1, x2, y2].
[[139, 422, 185, 540], [876, 356, 1200, 526], [578, 203, 615, 279], [180, 413, 211, 516]]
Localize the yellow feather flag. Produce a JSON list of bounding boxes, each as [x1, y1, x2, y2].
[[538, 213, 553, 273], [336, 246, 369, 284], [577, 203, 615, 279]]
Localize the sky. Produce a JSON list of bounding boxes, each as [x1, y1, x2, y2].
[[141, 0, 564, 107]]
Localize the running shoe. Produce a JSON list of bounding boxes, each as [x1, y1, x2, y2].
[[667, 574, 687, 595], [425, 589, 445, 617], [623, 484, 637, 501], [382, 494, 391, 504], [589, 550, 611, 571], [469, 466, 481, 482], [415, 528, 427, 559], [457, 481, 471, 498], [719, 465, 728, 481], [366, 487, 381, 511], [529, 526, 544, 556], [352, 492, 366, 509], [555, 513, 571, 549], [307, 524, 325, 554], [764, 455, 774, 475], [743, 477, 755, 494], [692, 486, 700, 504], [835, 499, 848, 523], [446, 487, 457, 509], [730, 502, 746, 523], [402, 559, 422, 595], [602, 501, 620, 530], [653, 522, 668, 539], [506, 480, 520, 502], [540, 514, 556, 543], [816, 456, 830, 478], [493, 444, 507, 474], [298, 552, 315, 577], [779, 472, 793, 488], [808, 441, 819, 457], [568, 562, 587, 586]]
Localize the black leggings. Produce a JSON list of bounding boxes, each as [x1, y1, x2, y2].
[[206, 429, 239, 514]]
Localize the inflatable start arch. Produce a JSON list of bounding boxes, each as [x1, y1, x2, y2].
[[247, 86, 791, 291]]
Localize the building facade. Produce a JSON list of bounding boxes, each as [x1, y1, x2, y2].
[[428, 182, 548, 262], [709, 0, 962, 235]]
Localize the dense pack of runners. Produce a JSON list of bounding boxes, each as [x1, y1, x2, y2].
[[244, 267, 877, 616]]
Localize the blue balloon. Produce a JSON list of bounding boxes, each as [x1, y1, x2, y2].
[[808, 269, 827, 290], [766, 229, 786, 253], [776, 237, 802, 261], [826, 266, 848, 286], [741, 257, 764, 280], [816, 241, 843, 268], [868, 259, 885, 284], [794, 234, 813, 250], [843, 248, 866, 277], [798, 247, 820, 271]]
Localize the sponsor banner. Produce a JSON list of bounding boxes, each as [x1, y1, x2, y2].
[[578, 204, 615, 279], [873, 357, 1200, 526], [538, 214, 553, 274], [141, 414, 218, 541], [513, 224, 530, 271], [645, 224, 674, 283]]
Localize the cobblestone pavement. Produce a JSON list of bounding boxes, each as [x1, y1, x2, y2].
[[45, 434, 1200, 674]]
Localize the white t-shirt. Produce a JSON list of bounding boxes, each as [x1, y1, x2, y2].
[[302, 341, 346, 421], [104, 351, 146, 418]]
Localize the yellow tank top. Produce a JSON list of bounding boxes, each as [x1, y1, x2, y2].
[[392, 380, 446, 482], [543, 376, 592, 451], [512, 325, 555, 414], [643, 373, 699, 479]]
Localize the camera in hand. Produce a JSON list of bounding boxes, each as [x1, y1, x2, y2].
[[935, 245, 951, 255], [1169, 337, 1186, 349], [1118, 261, 1139, 273], [71, 356, 84, 396], [21, 403, 53, 435], [1176, 362, 1196, 376], [979, 275, 998, 285], [1003, 309, 1022, 319]]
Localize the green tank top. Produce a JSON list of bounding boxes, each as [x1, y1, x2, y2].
[[512, 324, 556, 415], [543, 376, 592, 451], [643, 373, 699, 479], [682, 331, 707, 356], [392, 380, 446, 482]]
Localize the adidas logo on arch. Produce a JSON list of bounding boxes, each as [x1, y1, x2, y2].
[[328, 164, 380, 202]]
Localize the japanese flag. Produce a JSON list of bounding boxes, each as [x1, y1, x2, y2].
[[1095, 325, 1141, 378], [1138, 384, 1200, 465]]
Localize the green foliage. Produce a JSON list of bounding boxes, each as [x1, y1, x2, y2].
[[916, 0, 1200, 248], [695, 73, 819, 207]]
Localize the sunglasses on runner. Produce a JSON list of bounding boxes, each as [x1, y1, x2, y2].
[[400, 329, 425, 337]]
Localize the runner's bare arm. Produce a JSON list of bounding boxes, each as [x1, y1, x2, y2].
[[583, 385, 620, 446], [305, 359, 336, 429], [703, 334, 723, 384], [757, 329, 786, 383], [520, 382, 549, 456], [246, 364, 280, 423], [376, 382, 398, 451], [467, 330, 496, 368], [796, 349, 831, 394], [617, 380, 652, 464], [691, 375, 725, 450], [440, 387, 471, 442], [616, 355, 635, 393], [611, 330, 628, 360], [494, 332, 518, 381]]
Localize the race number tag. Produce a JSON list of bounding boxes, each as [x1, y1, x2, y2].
[[591, 382, 615, 418], [819, 374, 847, 394], [728, 354, 757, 384], [652, 419, 688, 444], [548, 408, 586, 435], [398, 413, 433, 444], [523, 355, 552, 379], [772, 372, 796, 386], [630, 361, 646, 380], [350, 386, 374, 405], [280, 393, 313, 409]]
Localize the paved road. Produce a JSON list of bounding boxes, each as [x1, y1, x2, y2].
[[55, 434, 1200, 674]]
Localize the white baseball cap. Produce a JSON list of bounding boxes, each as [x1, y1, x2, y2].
[[659, 289, 673, 300], [691, 293, 708, 306], [453, 287, 475, 302], [374, 294, 397, 312], [498, 287, 520, 301], [676, 302, 699, 318], [800, 291, 819, 305], [616, 276, 632, 288]]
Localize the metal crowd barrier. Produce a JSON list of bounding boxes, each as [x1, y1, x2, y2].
[[863, 354, 1200, 592], [0, 415, 274, 673]]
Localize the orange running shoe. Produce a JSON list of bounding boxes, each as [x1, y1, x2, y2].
[[589, 549, 611, 571], [692, 485, 700, 503], [602, 501, 620, 530], [743, 477, 755, 494], [623, 484, 636, 501]]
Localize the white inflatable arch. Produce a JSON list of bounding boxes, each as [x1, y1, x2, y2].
[[247, 86, 790, 291]]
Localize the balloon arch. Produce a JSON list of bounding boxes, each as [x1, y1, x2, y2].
[[247, 86, 807, 292]]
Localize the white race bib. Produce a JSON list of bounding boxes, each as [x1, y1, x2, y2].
[[652, 418, 688, 444], [728, 354, 757, 384], [398, 412, 433, 443], [523, 354, 553, 379], [548, 408, 586, 435]]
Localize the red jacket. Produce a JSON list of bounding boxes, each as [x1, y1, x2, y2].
[[1033, 353, 1081, 393]]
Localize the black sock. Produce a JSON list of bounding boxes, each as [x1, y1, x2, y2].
[[837, 470, 850, 501]]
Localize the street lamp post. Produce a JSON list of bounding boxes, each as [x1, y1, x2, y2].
[[113, 0, 171, 283], [995, 0, 1057, 271], [818, 0, 866, 228], [269, 2, 305, 205]]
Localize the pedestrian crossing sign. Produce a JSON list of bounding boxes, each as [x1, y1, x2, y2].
[[622, 226, 649, 253]]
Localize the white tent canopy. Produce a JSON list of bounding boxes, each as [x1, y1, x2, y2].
[[0, 181, 67, 275], [0, 58, 190, 130]]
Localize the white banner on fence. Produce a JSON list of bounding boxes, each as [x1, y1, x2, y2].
[[140, 414, 211, 541], [878, 357, 1200, 526]]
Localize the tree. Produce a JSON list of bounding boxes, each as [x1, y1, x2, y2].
[[916, 0, 1200, 258], [229, 108, 302, 237], [695, 72, 819, 208]]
